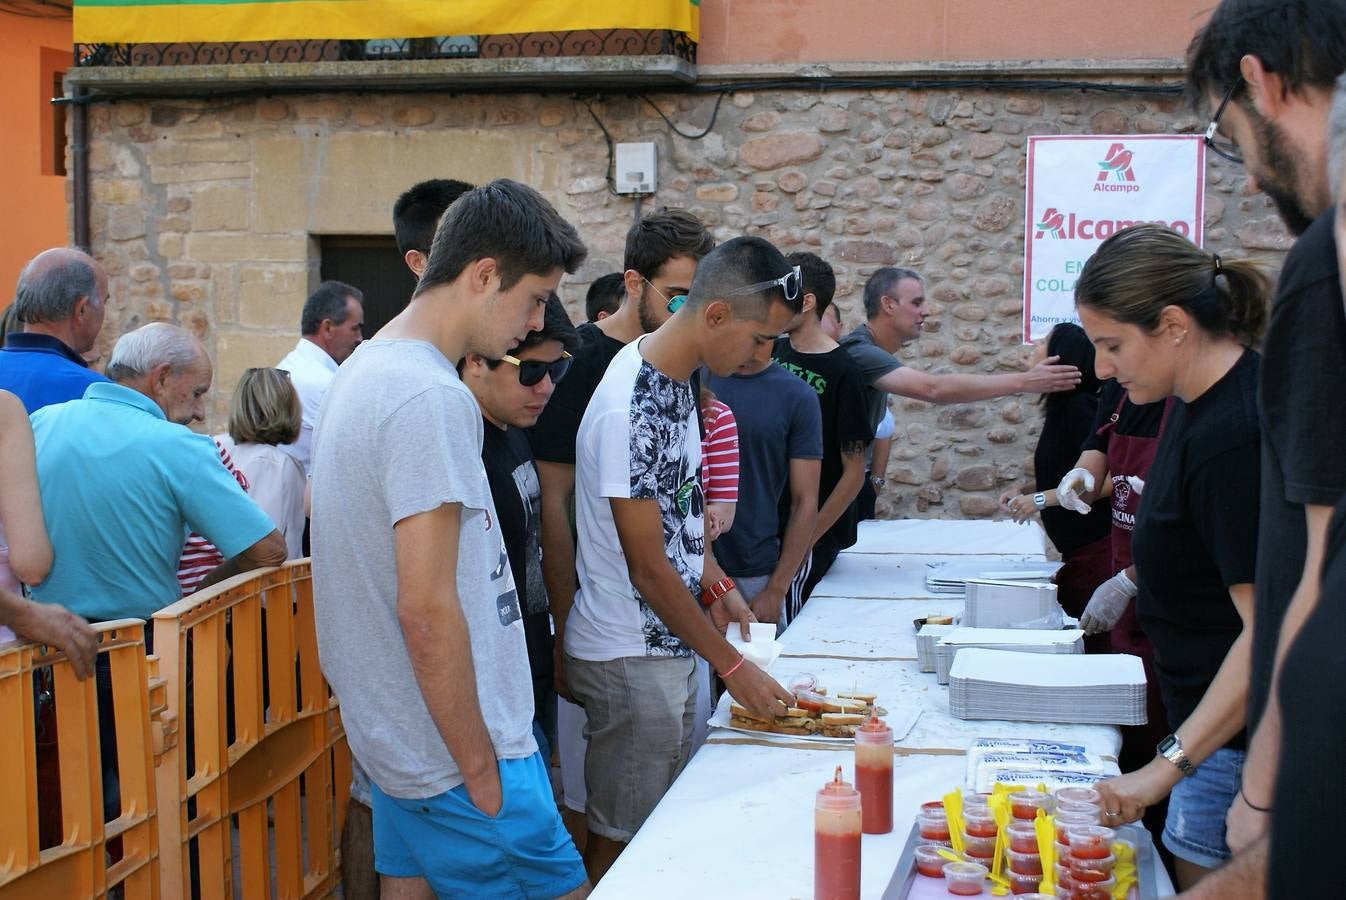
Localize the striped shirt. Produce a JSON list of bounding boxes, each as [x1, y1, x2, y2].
[[176, 439, 250, 595], [700, 398, 739, 503]]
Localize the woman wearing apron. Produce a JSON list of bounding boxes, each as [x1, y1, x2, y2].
[[1073, 224, 1267, 889]]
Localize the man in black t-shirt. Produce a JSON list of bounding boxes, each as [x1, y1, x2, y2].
[[772, 252, 873, 614], [461, 295, 579, 756], [1185, 1, 1346, 869]]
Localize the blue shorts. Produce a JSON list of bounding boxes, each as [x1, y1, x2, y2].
[[1163, 747, 1244, 869], [371, 752, 586, 899]]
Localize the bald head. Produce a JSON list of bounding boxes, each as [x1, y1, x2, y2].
[[14, 247, 107, 355], [108, 323, 212, 425]]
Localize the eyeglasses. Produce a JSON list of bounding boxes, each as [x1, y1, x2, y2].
[[728, 266, 802, 303], [498, 352, 572, 387], [641, 276, 689, 315], [1203, 82, 1244, 165]]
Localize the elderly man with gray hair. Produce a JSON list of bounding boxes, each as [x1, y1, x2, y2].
[[0, 247, 109, 413], [30, 322, 286, 626]]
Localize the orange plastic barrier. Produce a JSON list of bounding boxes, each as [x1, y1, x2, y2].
[[0, 561, 349, 898], [0, 619, 161, 898], [152, 560, 348, 899]]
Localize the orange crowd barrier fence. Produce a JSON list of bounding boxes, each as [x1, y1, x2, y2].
[[0, 560, 351, 898]]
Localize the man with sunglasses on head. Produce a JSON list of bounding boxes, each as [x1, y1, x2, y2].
[[460, 294, 578, 769], [529, 209, 714, 843], [563, 237, 800, 882], [1173, 3, 1346, 897]]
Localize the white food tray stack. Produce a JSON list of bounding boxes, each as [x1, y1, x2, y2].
[[948, 648, 1148, 725], [961, 579, 1063, 629], [933, 627, 1084, 684]]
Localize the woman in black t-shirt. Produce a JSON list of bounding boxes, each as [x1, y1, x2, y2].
[[1074, 224, 1270, 890], [1000, 323, 1111, 620]]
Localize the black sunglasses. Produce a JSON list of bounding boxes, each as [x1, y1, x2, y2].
[[499, 352, 572, 387], [1203, 81, 1244, 165]]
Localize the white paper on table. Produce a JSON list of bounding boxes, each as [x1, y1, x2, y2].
[[707, 688, 922, 743], [948, 647, 1146, 687], [726, 621, 783, 671], [938, 627, 1084, 648]]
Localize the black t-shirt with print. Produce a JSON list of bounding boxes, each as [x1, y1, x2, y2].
[[528, 322, 625, 465], [1131, 350, 1260, 747], [773, 338, 874, 553], [1249, 207, 1346, 732], [482, 421, 551, 687]]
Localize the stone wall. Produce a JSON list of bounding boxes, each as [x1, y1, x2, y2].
[[80, 84, 1292, 520]]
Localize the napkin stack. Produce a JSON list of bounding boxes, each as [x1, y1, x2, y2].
[[948, 648, 1148, 725]]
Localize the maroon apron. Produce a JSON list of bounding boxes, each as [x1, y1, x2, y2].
[[1096, 392, 1174, 768]]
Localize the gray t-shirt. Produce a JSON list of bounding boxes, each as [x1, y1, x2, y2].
[[311, 339, 535, 800], [839, 323, 902, 434]]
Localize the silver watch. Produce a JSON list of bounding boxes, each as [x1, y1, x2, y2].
[[1157, 733, 1195, 776], [1032, 492, 1047, 510]]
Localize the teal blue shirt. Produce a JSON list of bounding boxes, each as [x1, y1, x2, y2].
[[30, 382, 277, 622]]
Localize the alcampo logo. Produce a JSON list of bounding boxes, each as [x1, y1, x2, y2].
[[1035, 207, 1067, 240], [1032, 209, 1192, 240], [1095, 143, 1139, 193]]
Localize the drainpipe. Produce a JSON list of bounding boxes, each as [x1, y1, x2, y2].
[[71, 84, 90, 250]]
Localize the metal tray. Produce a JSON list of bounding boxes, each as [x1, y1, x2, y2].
[[880, 821, 1163, 899]]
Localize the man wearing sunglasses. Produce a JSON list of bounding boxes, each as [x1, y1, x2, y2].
[[563, 236, 801, 881], [460, 294, 578, 769], [1177, 3, 1346, 898]]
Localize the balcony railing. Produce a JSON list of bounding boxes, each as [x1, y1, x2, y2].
[[74, 29, 697, 68]]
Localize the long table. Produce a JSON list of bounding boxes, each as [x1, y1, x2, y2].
[[590, 519, 1173, 899]]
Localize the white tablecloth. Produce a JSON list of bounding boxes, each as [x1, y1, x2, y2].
[[590, 519, 1169, 899]]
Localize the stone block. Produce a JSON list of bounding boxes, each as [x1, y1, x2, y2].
[[186, 233, 310, 263], [739, 132, 824, 171], [215, 330, 303, 390], [253, 135, 306, 233], [741, 111, 780, 132], [695, 183, 739, 202], [960, 495, 999, 517], [192, 186, 249, 231], [238, 266, 310, 330], [106, 206, 147, 241], [833, 240, 896, 265], [93, 179, 142, 205]]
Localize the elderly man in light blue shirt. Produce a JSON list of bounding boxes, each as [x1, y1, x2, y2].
[[30, 322, 286, 624]]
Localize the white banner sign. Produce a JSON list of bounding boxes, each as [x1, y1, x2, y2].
[[1022, 135, 1205, 342]]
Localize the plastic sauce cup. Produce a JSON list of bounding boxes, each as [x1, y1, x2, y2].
[[1005, 848, 1042, 876], [942, 861, 989, 896], [1007, 870, 1042, 895], [1009, 790, 1053, 821], [1053, 786, 1102, 807], [1069, 852, 1116, 883], [1006, 821, 1040, 854], [913, 844, 948, 878], [964, 810, 999, 838], [1072, 875, 1118, 899], [1066, 825, 1116, 860]]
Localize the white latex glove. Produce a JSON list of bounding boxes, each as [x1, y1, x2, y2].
[[1079, 570, 1137, 634], [1056, 467, 1095, 515], [1125, 476, 1145, 496]]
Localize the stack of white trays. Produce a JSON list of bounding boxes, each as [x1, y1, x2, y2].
[[948, 648, 1148, 725], [933, 627, 1084, 684]]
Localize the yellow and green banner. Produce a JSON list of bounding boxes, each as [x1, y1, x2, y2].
[[74, 0, 699, 45]]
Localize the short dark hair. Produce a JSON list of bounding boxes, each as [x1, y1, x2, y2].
[[1186, 1, 1346, 104], [416, 179, 588, 298], [585, 272, 626, 322], [623, 208, 715, 281], [685, 236, 803, 320], [300, 281, 363, 335], [786, 251, 837, 317], [393, 179, 474, 257], [862, 267, 923, 319], [496, 293, 579, 361]]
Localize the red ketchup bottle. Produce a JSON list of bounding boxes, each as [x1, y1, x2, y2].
[[815, 766, 863, 900], [854, 714, 893, 834]]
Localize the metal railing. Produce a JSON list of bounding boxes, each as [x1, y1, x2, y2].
[[75, 29, 696, 68]]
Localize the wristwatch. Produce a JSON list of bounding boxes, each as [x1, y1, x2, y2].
[[1157, 734, 1195, 776], [871, 476, 886, 490], [1032, 492, 1047, 510]]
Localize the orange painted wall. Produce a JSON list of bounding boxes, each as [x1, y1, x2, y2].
[[698, 0, 1214, 66], [0, 12, 71, 307]]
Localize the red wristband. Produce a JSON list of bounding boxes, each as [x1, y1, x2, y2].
[[720, 654, 746, 678], [700, 576, 735, 608]]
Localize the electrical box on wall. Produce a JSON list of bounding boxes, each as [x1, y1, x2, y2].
[[615, 142, 657, 195]]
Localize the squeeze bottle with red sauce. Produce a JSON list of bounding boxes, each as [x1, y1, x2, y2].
[[854, 714, 893, 834], [815, 766, 862, 900]]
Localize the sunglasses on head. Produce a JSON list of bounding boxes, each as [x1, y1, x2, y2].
[[498, 351, 572, 387], [727, 265, 802, 303]]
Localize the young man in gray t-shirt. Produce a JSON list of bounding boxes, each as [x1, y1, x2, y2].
[[311, 179, 591, 900]]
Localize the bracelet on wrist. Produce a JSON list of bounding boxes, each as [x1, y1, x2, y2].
[[1240, 785, 1273, 813], [720, 654, 746, 678], [701, 576, 735, 608]]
